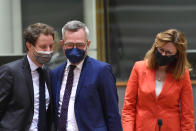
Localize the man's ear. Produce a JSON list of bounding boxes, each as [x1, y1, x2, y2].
[[26, 42, 32, 51], [60, 40, 64, 46], [87, 40, 91, 47]]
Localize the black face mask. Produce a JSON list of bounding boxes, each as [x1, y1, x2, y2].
[[155, 48, 177, 66]]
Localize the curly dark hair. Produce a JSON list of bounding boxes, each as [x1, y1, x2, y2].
[[24, 23, 54, 50]]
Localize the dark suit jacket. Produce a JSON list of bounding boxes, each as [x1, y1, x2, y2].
[[50, 56, 122, 131], [0, 56, 56, 131]]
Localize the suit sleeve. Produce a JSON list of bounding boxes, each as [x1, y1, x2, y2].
[[180, 70, 195, 131], [98, 64, 122, 131], [122, 63, 138, 131], [0, 65, 13, 119]]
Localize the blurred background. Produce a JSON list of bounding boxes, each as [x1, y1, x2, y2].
[[1, 0, 196, 119]]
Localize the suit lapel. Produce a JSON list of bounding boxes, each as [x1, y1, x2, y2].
[[158, 73, 176, 99], [23, 56, 34, 105], [56, 63, 67, 106], [145, 68, 157, 100], [146, 68, 175, 100], [142, 62, 177, 100], [43, 66, 52, 98], [75, 56, 89, 101]]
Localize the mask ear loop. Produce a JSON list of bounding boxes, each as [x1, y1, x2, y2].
[[84, 45, 88, 56], [154, 42, 159, 53], [30, 46, 39, 64], [84, 40, 89, 52], [32, 46, 38, 56]]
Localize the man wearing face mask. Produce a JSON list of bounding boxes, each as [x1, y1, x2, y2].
[[50, 20, 122, 131], [0, 23, 56, 131]]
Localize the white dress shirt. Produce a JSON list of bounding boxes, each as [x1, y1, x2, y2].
[[155, 80, 164, 97], [27, 55, 50, 131], [58, 60, 84, 131]]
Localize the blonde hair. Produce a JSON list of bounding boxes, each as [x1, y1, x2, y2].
[[144, 29, 192, 79]]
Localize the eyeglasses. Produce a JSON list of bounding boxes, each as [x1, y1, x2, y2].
[[156, 46, 176, 56], [64, 42, 87, 49]]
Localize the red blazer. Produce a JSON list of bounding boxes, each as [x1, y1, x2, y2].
[[122, 60, 195, 131]]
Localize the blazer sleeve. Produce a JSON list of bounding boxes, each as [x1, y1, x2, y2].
[[0, 65, 13, 119], [98, 64, 122, 131], [180, 70, 195, 131], [122, 62, 138, 131]]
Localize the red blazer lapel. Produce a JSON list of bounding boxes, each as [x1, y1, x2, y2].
[[158, 73, 177, 99]]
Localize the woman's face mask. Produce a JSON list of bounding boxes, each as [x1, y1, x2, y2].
[[155, 47, 177, 66]]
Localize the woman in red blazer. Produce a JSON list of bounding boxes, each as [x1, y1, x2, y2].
[[122, 29, 195, 131]]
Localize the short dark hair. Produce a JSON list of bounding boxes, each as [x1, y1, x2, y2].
[[24, 23, 54, 50]]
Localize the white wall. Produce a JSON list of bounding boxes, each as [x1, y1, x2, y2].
[[83, 0, 97, 59], [0, 0, 22, 55]]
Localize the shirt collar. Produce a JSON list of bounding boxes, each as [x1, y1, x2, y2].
[[27, 55, 39, 72], [66, 59, 84, 71]]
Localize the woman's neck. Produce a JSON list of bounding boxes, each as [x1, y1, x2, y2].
[[158, 65, 167, 72]]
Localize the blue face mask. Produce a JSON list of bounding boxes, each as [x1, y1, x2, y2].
[[65, 48, 86, 64]]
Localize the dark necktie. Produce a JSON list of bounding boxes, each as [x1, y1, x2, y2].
[[37, 67, 47, 131], [58, 65, 76, 131]]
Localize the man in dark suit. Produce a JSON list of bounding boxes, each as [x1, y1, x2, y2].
[[50, 20, 122, 131], [0, 23, 56, 131]]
